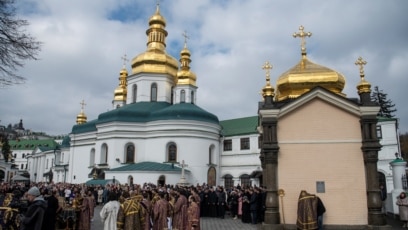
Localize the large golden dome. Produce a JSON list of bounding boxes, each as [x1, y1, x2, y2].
[[275, 26, 346, 101], [275, 55, 346, 101], [131, 5, 178, 81]]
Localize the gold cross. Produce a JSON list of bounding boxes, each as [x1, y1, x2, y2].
[[80, 100, 86, 110], [355, 56, 367, 76], [262, 61, 273, 81], [182, 30, 190, 46], [121, 54, 128, 67], [293, 25, 312, 54]]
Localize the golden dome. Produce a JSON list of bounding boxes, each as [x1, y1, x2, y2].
[[355, 57, 371, 94], [276, 56, 346, 101], [131, 4, 178, 82], [76, 100, 87, 124], [114, 67, 128, 101], [177, 43, 197, 86]]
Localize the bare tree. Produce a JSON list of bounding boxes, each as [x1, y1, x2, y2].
[[0, 0, 41, 86]]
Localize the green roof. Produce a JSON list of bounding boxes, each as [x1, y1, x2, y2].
[[72, 102, 219, 134], [109, 161, 185, 172], [220, 116, 258, 136], [85, 179, 116, 186], [9, 139, 58, 150], [377, 116, 398, 122]]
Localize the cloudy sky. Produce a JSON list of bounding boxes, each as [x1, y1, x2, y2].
[[1, 0, 407, 136]]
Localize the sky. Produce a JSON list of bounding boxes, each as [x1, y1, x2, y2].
[[0, 0, 407, 136]]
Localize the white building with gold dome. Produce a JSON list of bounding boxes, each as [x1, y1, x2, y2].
[[68, 5, 221, 186]]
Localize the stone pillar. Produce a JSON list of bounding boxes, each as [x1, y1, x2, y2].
[[260, 116, 281, 229], [390, 158, 407, 215], [361, 115, 386, 226]]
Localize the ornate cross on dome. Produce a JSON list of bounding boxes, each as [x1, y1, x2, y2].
[[293, 25, 312, 55], [262, 61, 273, 81], [80, 99, 86, 111], [355, 56, 367, 76], [79, 99, 86, 112], [121, 54, 128, 67], [182, 30, 190, 46]]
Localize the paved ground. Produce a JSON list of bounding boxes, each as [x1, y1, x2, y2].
[[89, 204, 404, 230]]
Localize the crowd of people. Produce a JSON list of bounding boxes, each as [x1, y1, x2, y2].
[[0, 181, 266, 230]]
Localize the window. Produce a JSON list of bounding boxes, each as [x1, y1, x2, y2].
[[22, 153, 25, 158], [171, 87, 174, 104], [240, 138, 250, 150], [240, 174, 251, 188], [180, 90, 186, 103], [223, 139, 232, 151], [132, 84, 137, 103], [126, 144, 135, 163], [46, 159, 49, 169], [21, 164, 24, 169], [168, 144, 177, 162], [376, 126, 382, 139], [151, 83, 157, 102], [224, 174, 233, 189], [90, 149, 95, 166], [13, 153, 17, 158], [191, 91, 195, 104], [101, 144, 108, 164]]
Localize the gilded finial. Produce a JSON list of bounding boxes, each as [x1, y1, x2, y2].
[[261, 61, 275, 98], [262, 61, 273, 82], [355, 56, 367, 76], [80, 100, 86, 111], [293, 25, 312, 56], [355, 56, 371, 94], [121, 54, 129, 68], [182, 30, 190, 48]]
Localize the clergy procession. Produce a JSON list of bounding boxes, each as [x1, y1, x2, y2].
[[0, 181, 268, 230]]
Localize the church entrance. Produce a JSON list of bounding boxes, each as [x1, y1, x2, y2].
[[207, 167, 216, 186], [158, 175, 165, 186], [0, 170, 4, 182]]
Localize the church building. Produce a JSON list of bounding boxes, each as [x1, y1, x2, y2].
[[69, 5, 220, 186]]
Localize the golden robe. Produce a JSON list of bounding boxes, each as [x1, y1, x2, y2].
[[117, 197, 145, 230]]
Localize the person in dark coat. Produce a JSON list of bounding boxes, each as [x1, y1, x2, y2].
[[317, 196, 326, 230], [241, 196, 251, 223], [44, 190, 59, 230], [207, 187, 218, 217], [249, 188, 258, 225], [216, 187, 226, 219], [20, 186, 48, 230]]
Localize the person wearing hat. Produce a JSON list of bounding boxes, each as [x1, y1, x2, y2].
[[20, 186, 48, 230]]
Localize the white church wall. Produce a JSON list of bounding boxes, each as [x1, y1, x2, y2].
[[127, 74, 174, 103]]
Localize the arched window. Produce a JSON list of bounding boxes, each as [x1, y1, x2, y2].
[[126, 144, 135, 163], [151, 83, 157, 102], [132, 84, 137, 103], [167, 143, 177, 162], [128, 175, 134, 186], [90, 148, 95, 166], [22, 153, 25, 158], [209, 145, 215, 164], [101, 144, 108, 164], [180, 90, 186, 103], [191, 91, 195, 104], [240, 174, 251, 188], [224, 174, 233, 189]]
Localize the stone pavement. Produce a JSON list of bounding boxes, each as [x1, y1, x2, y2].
[[89, 204, 404, 230]]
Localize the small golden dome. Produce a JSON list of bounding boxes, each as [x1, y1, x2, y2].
[[131, 4, 178, 82], [275, 56, 346, 101], [114, 67, 128, 101], [177, 44, 197, 86], [76, 100, 87, 124]]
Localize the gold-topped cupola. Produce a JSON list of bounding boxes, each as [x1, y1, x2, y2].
[[113, 55, 129, 104], [131, 3, 178, 81], [177, 31, 197, 86], [275, 25, 346, 101], [76, 100, 87, 124], [261, 61, 275, 98]]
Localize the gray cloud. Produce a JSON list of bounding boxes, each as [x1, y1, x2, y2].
[[1, 0, 407, 135]]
